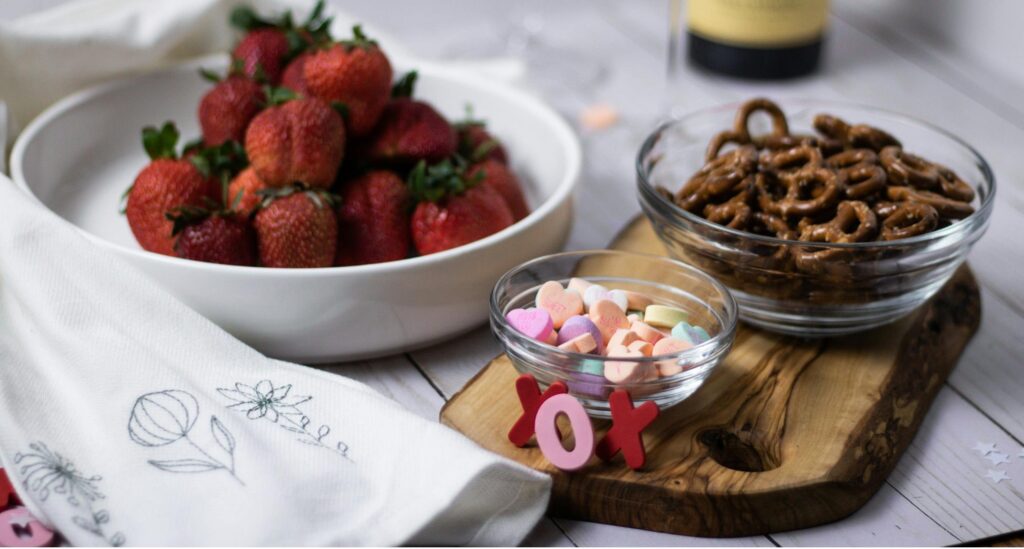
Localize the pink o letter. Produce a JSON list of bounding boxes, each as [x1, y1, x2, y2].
[[0, 507, 55, 547], [534, 393, 595, 471]]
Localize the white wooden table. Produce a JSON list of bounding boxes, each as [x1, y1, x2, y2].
[[5, 0, 1024, 546]]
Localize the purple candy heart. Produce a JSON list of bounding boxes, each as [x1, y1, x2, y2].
[[556, 315, 604, 350], [567, 371, 610, 399], [506, 308, 554, 341]]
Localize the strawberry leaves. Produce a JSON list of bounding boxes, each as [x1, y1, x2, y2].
[[340, 24, 378, 51], [263, 85, 298, 106], [142, 122, 180, 160], [231, 0, 332, 60], [407, 157, 484, 203], [391, 71, 417, 98]]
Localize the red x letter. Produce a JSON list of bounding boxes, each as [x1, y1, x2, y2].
[[596, 390, 660, 469], [508, 374, 568, 447]]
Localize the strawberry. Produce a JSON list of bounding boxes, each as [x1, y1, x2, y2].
[[335, 170, 410, 265], [304, 25, 393, 137], [197, 73, 265, 146], [170, 209, 257, 266], [408, 160, 514, 255], [229, 1, 333, 84], [226, 167, 268, 219], [281, 51, 313, 96], [254, 188, 338, 268], [362, 71, 456, 165], [467, 159, 529, 220], [457, 121, 508, 165], [125, 123, 218, 256], [232, 28, 290, 84], [244, 94, 346, 189]]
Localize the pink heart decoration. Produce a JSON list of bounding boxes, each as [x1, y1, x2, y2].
[[506, 308, 555, 342]]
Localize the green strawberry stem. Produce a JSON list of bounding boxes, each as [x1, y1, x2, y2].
[[141, 122, 180, 160], [231, 1, 332, 59], [391, 71, 417, 98], [263, 85, 298, 106], [340, 24, 378, 51], [407, 157, 485, 203]]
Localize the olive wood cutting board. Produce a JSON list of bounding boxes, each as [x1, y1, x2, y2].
[[440, 215, 981, 537]]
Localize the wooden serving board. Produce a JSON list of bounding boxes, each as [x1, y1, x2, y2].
[[440, 216, 981, 538]]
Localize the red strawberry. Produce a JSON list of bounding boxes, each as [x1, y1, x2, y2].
[[304, 26, 392, 137], [458, 123, 508, 165], [364, 99, 456, 165], [173, 214, 257, 266], [254, 189, 338, 267], [335, 170, 410, 265], [281, 51, 313, 96], [468, 159, 528, 220], [198, 75, 265, 146], [244, 96, 346, 188], [409, 160, 514, 255], [126, 123, 217, 256], [232, 28, 289, 84], [226, 167, 268, 219]]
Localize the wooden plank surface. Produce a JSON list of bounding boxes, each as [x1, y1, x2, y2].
[[4, 0, 1024, 545]]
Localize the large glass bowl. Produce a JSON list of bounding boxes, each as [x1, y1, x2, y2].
[[637, 100, 995, 336], [490, 250, 737, 417]]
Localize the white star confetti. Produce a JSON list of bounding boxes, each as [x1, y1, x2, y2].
[[986, 452, 1010, 465], [985, 469, 1010, 484], [973, 442, 997, 455]]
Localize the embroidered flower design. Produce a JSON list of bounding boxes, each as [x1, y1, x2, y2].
[[218, 380, 311, 422], [217, 379, 351, 462], [128, 390, 242, 484], [15, 442, 124, 546]]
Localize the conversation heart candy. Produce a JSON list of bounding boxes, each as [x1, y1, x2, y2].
[[672, 321, 711, 345], [653, 336, 694, 376], [620, 290, 654, 311], [589, 300, 630, 341], [626, 313, 643, 323], [644, 304, 689, 329], [607, 328, 640, 350], [585, 285, 628, 312], [546, 330, 558, 345], [557, 315, 604, 350], [579, 359, 605, 376], [558, 333, 598, 354], [630, 321, 664, 344], [535, 281, 584, 329], [628, 340, 654, 356], [604, 349, 657, 384], [506, 308, 554, 342], [567, 277, 593, 294], [567, 371, 610, 399]]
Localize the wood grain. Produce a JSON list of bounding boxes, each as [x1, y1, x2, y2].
[[441, 216, 981, 537]]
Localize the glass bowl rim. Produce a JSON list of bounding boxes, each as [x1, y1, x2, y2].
[[636, 98, 997, 250], [489, 249, 739, 371]]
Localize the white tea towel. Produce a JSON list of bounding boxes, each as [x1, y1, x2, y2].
[[0, 172, 550, 545]]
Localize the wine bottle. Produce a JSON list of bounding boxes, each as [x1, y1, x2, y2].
[[686, 0, 829, 79]]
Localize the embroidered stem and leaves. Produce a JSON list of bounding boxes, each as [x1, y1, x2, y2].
[[217, 380, 352, 461], [128, 390, 243, 484], [14, 442, 125, 546]]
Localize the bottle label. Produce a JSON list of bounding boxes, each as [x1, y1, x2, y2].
[[688, 0, 829, 47]]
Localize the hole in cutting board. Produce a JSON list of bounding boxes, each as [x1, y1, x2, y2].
[[698, 427, 781, 472]]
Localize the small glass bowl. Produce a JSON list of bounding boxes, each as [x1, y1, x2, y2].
[[490, 250, 737, 417], [637, 100, 996, 336]]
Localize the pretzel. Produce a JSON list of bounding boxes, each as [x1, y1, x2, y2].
[[826, 149, 877, 169], [841, 163, 887, 199], [704, 190, 753, 229], [799, 200, 878, 243], [886, 186, 974, 219], [760, 144, 824, 173], [872, 201, 900, 219], [879, 146, 939, 189], [936, 164, 976, 202], [733, 98, 789, 142], [881, 203, 939, 240], [772, 168, 845, 218], [813, 114, 850, 142], [678, 146, 758, 211], [749, 211, 798, 240], [705, 130, 750, 162], [847, 124, 901, 151]]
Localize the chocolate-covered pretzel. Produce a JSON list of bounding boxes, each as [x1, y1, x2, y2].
[[705, 130, 750, 162], [879, 146, 939, 189], [881, 203, 939, 240], [774, 168, 845, 218], [886, 186, 974, 219], [733, 98, 789, 142], [761, 144, 824, 173], [841, 164, 887, 199], [799, 201, 878, 243]]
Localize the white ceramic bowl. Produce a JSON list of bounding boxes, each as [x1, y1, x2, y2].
[[11, 55, 581, 363]]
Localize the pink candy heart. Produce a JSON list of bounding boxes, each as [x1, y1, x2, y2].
[[506, 308, 555, 342], [535, 281, 584, 329]]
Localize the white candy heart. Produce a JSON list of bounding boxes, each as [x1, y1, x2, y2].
[[583, 285, 628, 312]]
